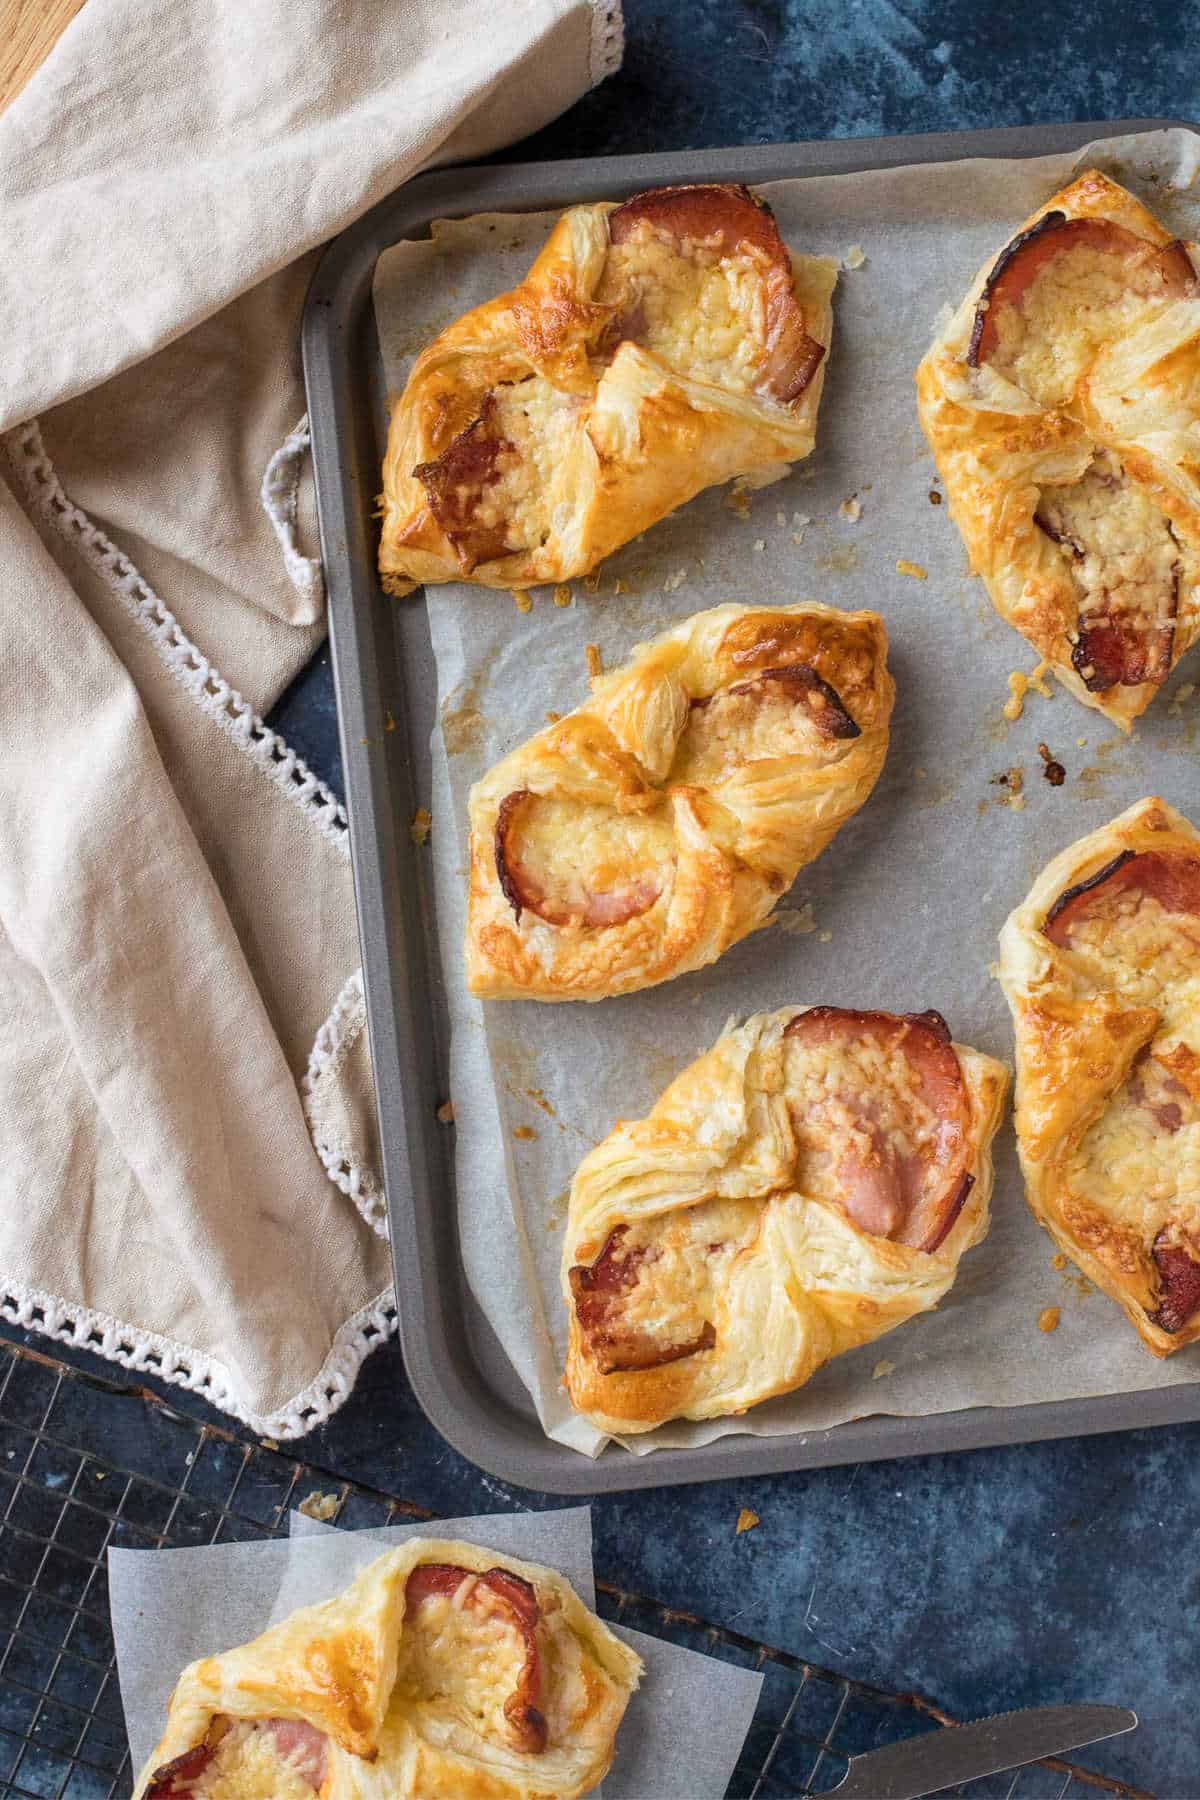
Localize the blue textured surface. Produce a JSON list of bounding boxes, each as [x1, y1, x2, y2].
[[22, 6, 1200, 1796]]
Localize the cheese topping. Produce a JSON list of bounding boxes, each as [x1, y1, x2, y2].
[[596, 223, 771, 395], [607, 1198, 761, 1350], [470, 376, 583, 552], [398, 1580, 534, 1744], [672, 677, 834, 784], [1057, 882, 1200, 1011], [501, 792, 674, 924], [990, 243, 1177, 409], [180, 1723, 319, 1800], [783, 1029, 939, 1220], [1066, 1056, 1200, 1241], [1037, 451, 1178, 648]]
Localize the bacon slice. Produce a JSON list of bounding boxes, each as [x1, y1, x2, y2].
[[1044, 849, 1200, 946], [783, 1007, 974, 1253], [406, 1564, 547, 1754], [1150, 1231, 1200, 1333], [412, 393, 514, 568], [607, 182, 825, 402], [145, 1720, 327, 1798], [568, 1225, 717, 1375], [968, 211, 1196, 368], [494, 789, 662, 929]]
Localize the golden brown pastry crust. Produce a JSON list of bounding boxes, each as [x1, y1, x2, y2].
[[998, 796, 1200, 1354], [133, 1538, 641, 1800], [465, 601, 893, 1002], [917, 170, 1200, 729], [561, 1006, 1008, 1433], [379, 184, 836, 596]]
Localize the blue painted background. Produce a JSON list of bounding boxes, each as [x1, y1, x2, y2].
[[29, 5, 1200, 1795]]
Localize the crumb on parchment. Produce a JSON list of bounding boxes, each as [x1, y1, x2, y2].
[[773, 903, 817, 936], [1169, 682, 1196, 717], [553, 584, 572, 608], [586, 643, 603, 680], [663, 568, 687, 593], [1038, 1307, 1061, 1333], [584, 568, 602, 593], [512, 588, 533, 613], [513, 1125, 537, 1142], [896, 559, 927, 579], [725, 479, 752, 519], [1037, 743, 1066, 786], [842, 244, 866, 269], [872, 1359, 895, 1380], [839, 495, 862, 522], [735, 1508, 760, 1535], [436, 1100, 455, 1124], [546, 710, 562, 724], [1053, 1253, 1067, 1270], [299, 1491, 339, 1522], [1004, 659, 1055, 721], [410, 807, 432, 846]]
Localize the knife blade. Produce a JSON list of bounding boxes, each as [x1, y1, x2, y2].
[[832, 1702, 1137, 1799]]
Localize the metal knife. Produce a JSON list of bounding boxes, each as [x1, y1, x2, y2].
[[832, 1702, 1137, 1799]]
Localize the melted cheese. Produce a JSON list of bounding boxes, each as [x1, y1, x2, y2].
[[188, 1724, 317, 1800], [472, 376, 582, 550], [597, 224, 770, 394], [782, 1030, 939, 1209], [1038, 451, 1178, 634], [508, 793, 674, 918], [993, 244, 1175, 409], [616, 1197, 760, 1345], [398, 1580, 530, 1744], [1061, 887, 1200, 1013], [1065, 1067, 1200, 1240], [671, 679, 831, 785]]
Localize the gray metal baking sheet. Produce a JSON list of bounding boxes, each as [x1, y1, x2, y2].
[[302, 118, 1200, 1494]]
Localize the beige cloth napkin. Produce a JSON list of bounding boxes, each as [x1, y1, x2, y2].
[[0, 0, 621, 1436]]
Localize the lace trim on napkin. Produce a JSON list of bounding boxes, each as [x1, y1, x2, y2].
[[0, 1280, 397, 1439], [302, 970, 389, 1240], [589, 0, 623, 83], [261, 413, 325, 611], [4, 421, 349, 856]]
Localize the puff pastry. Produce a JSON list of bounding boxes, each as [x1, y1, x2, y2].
[[917, 170, 1200, 728], [466, 601, 892, 1002], [379, 183, 836, 596], [999, 795, 1200, 1354], [561, 1005, 1007, 1432], [134, 1537, 641, 1800]]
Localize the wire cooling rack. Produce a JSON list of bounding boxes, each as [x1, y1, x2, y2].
[[0, 1340, 1148, 1800]]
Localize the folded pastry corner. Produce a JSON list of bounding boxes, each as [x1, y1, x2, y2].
[[380, 182, 837, 596], [465, 600, 893, 1001], [561, 1004, 1008, 1433], [917, 168, 1200, 729], [135, 1538, 641, 1800], [999, 794, 1200, 1354]]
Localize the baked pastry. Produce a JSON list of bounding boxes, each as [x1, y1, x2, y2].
[[134, 1537, 641, 1799], [917, 169, 1200, 728], [466, 601, 893, 1001], [379, 183, 836, 596], [999, 795, 1200, 1353], [562, 1005, 1007, 1432]]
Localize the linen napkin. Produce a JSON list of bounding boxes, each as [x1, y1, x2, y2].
[[0, 0, 622, 1436]]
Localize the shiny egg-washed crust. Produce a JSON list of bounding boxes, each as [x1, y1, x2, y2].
[[133, 1538, 641, 1800], [465, 602, 893, 1002], [561, 1007, 1008, 1434], [917, 170, 1200, 729], [379, 187, 836, 596], [999, 796, 1200, 1356]]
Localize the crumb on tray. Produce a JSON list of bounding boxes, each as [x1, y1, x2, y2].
[[410, 806, 432, 846], [1038, 1306, 1061, 1334], [436, 1100, 456, 1124], [896, 559, 927, 580]]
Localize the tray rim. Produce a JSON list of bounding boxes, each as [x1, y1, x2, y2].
[[302, 115, 1200, 1495]]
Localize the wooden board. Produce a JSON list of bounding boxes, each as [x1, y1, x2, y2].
[[0, 0, 88, 114]]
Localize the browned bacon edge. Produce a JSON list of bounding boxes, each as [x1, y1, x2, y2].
[[145, 1721, 328, 1797], [411, 393, 514, 568], [1150, 1231, 1200, 1333], [607, 183, 825, 402], [569, 1225, 717, 1375], [703, 663, 861, 740], [1043, 848, 1200, 947], [493, 789, 662, 930], [1070, 591, 1177, 692], [406, 1564, 547, 1753], [968, 211, 1196, 368]]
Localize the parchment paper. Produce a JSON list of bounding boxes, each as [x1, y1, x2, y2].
[[109, 1506, 762, 1800], [374, 127, 1200, 1456]]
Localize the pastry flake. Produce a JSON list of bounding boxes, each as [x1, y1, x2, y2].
[[379, 183, 836, 596], [465, 601, 893, 1001], [999, 795, 1200, 1354], [917, 170, 1200, 729], [561, 1005, 1007, 1433], [134, 1537, 641, 1800]]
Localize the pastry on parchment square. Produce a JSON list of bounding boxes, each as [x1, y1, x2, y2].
[[465, 600, 893, 1002], [379, 182, 836, 596], [134, 1538, 641, 1800], [561, 1005, 1008, 1435], [999, 795, 1200, 1353], [917, 169, 1200, 729]]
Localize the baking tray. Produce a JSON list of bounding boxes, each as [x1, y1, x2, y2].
[[302, 117, 1200, 1495]]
